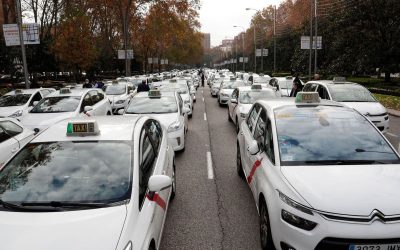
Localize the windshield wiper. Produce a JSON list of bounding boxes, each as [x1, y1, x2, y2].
[[0, 199, 25, 210], [20, 201, 110, 208], [305, 160, 387, 165]]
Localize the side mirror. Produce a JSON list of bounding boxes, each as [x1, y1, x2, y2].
[[84, 106, 93, 112], [231, 98, 237, 104], [275, 85, 280, 91], [129, 90, 134, 94], [182, 106, 190, 114], [32, 101, 39, 106], [117, 109, 124, 115], [148, 175, 172, 192], [247, 139, 260, 155]]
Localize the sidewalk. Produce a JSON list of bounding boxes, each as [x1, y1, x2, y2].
[[388, 109, 400, 117]]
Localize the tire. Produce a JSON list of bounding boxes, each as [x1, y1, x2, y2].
[[107, 111, 112, 116], [228, 109, 232, 122], [188, 113, 192, 118], [259, 200, 275, 250], [170, 164, 176, 200], [237, 142, 245, 178]]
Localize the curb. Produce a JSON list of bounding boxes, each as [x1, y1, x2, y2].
[[388, 109, 400, 117]]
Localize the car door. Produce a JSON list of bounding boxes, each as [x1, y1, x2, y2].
[[137, 120, 168, 244], [80, 93, 94, 117], [240, 104, 261, 176], [0, 122, 20, 166], [317, 85, 330, 100], [177, 94, 188, 131], [229, 89, 239, 122]]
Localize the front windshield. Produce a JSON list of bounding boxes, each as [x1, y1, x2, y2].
[[31, 96, 81, 113], [253, 77, 270, 84], [278, 80, 292, 89], [0, 142, 132, 205], [239, 91, 276, 104], [275, 106, 399, 165], [105, 85, 126, 95], [329, 84, 376, 102], [161, 85, 188, 94], [0, 94, 31, 107], [126, 96, 178, 114]]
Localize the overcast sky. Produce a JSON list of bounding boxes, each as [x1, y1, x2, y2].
[[199, 0, 283, 47]]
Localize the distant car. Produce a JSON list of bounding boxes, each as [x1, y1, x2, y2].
[[104, 81, 136, 114], [228, 85, 281, 132], [303, 79, 389, 132], [122, 90, 190, 151], [20, 88, 112, 132], [0, 88, 55, 118], [269, 77, 304, 97], [159, 80, 193, 118], [0, 117, 34, 166], [217, 79, 247, 106], [0, 116, 175, 250]]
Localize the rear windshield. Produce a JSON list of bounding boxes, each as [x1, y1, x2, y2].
[[126, 96, 178, 114], [328, 84, 376, 102], [274, 106, 399, 166], [0, 94, 31, 107], [239, 91, 277, 104]]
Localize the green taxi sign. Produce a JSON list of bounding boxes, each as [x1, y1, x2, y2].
[[295, 92, 320, 104], [60, 88, 71, 94], [66, 120, 99, 136], [251, 84, 262, 90], [148, 90, 161, 98], [14, 89, 23, 94]]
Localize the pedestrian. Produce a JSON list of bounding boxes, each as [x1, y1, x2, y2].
[[290, 74, 303, 97], [314, 74, 320, 80], [201, 70, 205, 87], [137, 80, 150, 93], [94, 78, 105, 89], [83, 79, 93, 88]]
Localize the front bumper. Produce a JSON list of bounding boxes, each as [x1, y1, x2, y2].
[[168, 128, 185, 151], [211, 89, 219, 96], [366, 115, 389, 133], [219, 95, 229, 104]]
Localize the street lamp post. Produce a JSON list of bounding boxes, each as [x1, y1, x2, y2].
[[233, 25, 246, 71], [253, 25, 256, 73]]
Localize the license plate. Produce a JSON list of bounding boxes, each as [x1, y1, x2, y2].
[[73, 123, 88, 133], [349, 244, 400, 250]]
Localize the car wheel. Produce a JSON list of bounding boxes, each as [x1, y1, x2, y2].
[[170, 164, 176, 200], [260, 200, 275, 250], [107, 111, 111, 116], [237, 142, 244, 178], [228, 109, 232, 122]]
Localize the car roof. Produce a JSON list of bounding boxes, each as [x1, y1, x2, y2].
[[33, 116, 142, 143], [47, 88, 93, 97], [236, 86, 274, 92], [5, 88, 44, 95], [257, 98, 346, 111], [307, 80, 359, 86], [135, 91, 175, 98]]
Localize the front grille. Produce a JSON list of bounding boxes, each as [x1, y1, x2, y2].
[[315, 237, 400, 250], [319, 209, 400, 224]]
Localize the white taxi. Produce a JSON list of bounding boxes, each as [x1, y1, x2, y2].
[[20, 88, 112, 132], [237, 92, 400, 250], [0, 88, 55, 118], [303, 78, 389, 132], [228, 85, 281, 132], [104, 81, 136, 114], [217, 79, 247, 106], [121, 90, 189, 151], [0, 116, 175, 250], [0, 117, 34, 166], [159, 80, 193, 118]]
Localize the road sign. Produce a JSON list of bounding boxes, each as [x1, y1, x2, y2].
[[301, 36, 322, 50], [256, 49, 262, 57], [118, 50, 134, 59], [239, 57, 244, 63], [153, 58, 159, 64], [165, 59, 168, 65], [3, 23, 40, 46], [160, 59, 165, 65], [148, 58, 153, 64], [244, 57, 249, 63], [263, 49, 269, 56]]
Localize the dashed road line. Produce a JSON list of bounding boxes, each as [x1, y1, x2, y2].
[[204, 112, 207, 121], [387, 132, 398, 138], [207, 151, 214, 179]]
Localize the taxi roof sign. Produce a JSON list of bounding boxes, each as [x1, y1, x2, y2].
[[14, 89, 23, 94], [60, 88, 72, 94], [66, 120, 100, 136], [286, 76, 294, 80], [169, 79, 177, 83], [148, 90, 162, 98], [295, 92, 320, 104], [333, 77, 346, 83]]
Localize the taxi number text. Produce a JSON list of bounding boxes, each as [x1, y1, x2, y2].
[[350, 244, 400, 250]]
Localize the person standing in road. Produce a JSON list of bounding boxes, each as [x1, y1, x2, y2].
[[290, 74, 303, 97], [137, 79, 150, 93], [83, 79, 93, 88], [201, 70, 205, 87]]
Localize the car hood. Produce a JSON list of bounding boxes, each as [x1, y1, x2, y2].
[[125, 113, 179, 128], [0, 206, 127, 250], [340, 101, 387, 116], [21, 112, 76, 130], [279, 88, 291, 97], [220, 89, 234, 95], [238, 104, 252, 114], [0, 106, 25, 117], [108, 95, 127, 103], [281, 165, 400, 216]]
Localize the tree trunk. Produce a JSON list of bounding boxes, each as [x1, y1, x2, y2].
[[384, 71, 391, 83]]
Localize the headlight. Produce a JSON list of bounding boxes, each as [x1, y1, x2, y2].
[[124, 241, 132, 250], [240, 113, 247, 118], [9, 110, 23, 117], [281, 209, 317, 231], [277, 190, 313, 215], [168, 120, 183, 132], [115, 100, 125, 104]]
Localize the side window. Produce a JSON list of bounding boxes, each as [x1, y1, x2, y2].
[[310, 83, 318, 92], [40, 90, 50, 97], [0, 127, 11, 143], [127, 85, 134, 92], [253, 109, 266, 148], [0, 121, 23, 137], [264, 119, 275, 164], [138, 129, 157, 209], [146, 120, 162, 153], [97, 91, 104, 101], [246, 105, 260, 132], [29, 92, 42, 106], [317, 86, 330, 100], [303, 84, 311, 92], [231, 89, 238, 99], [177, 94, 183, 113], [81, 93, 93, 112], [89, 91, 100, 105]]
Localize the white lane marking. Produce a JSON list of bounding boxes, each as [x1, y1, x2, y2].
[[204, 113, 207, 121], [386, 132, 399, 138], [202, 97, 205, 102], [207, 151, 214, 179], [202, 90, 204, 94]]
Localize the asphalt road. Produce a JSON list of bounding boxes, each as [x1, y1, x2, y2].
[[161, 86, 260, 250], [387, 115, 400, 152]]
